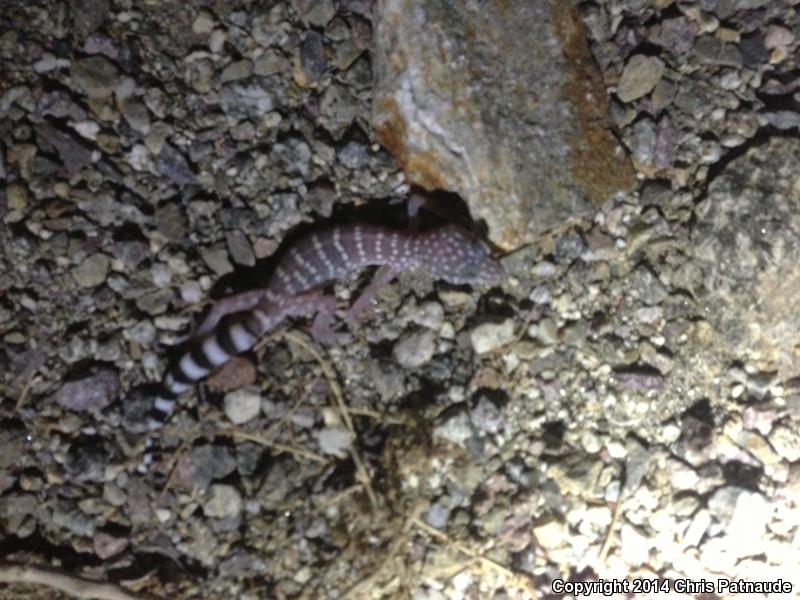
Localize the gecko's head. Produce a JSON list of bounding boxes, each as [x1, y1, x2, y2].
[[422, 224, 505, 285]]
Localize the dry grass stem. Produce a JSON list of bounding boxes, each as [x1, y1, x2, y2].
[[0, 563, 149, 600]]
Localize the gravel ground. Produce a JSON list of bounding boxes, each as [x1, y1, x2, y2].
[[2, 1, 800, 599]]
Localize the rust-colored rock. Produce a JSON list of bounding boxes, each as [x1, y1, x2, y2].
[[372, 0, 635, 249]]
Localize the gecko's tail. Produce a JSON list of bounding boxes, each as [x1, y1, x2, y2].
[[146, 385, 182, 432], [136, 305, 284, 474], [146, 307, 280, 432]]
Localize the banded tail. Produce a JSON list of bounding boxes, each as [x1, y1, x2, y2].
[[147, 305, 280, 430]]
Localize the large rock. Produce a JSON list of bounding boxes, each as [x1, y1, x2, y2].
[[690, 137, 800, 377], [372, 0, 635, 249]]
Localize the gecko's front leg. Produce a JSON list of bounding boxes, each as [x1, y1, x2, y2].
[[344, 264, 404, 330]]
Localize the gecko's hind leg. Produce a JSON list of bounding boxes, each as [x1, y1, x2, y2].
[[193, 289, 268, 339], [308, 295, 339, 345], [281, 290, 339, 345]]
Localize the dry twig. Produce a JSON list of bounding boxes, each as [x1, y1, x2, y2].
[[281, 331, 380, 513], [598, 476, 625, 566], [340, 510, 417, 600], [340, 530, 410, 600], [14, 368, 36, 412], [157, 424, 328, 499], [313, 484, 362, 515], [411, 516, 538, 599], [228, 429, 327, 463], [0, 563, 149, 600]]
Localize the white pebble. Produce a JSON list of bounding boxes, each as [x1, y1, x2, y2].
[[316, 427, 353, 458], [224, 387, 262, 424], [180, 281, 204, 303], [203, 484, 242, 519], [393, 329, 436, 368], [470, 319, 515, 354], [409, 300, 444, 331]]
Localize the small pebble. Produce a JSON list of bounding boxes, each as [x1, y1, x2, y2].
[[617, 55, 665, 102], [6, 183, 28, 211], [200, 246, 234, 276], [433, 408, 472, 445], [316, 427, 353, 458], [425, 502, 451, 529], [224, 387, 262, 424], [408, 300, 445, 331], [470, 396, 506, 434], [52, 369, 119, 411], [221, 59, 254, 82], [226, 230, 256, 266], [470, 319, 515, 354], [393, 329, 436, 368], [93, 532, 128, 560], [192, 11, 215, 34], [180, 281, 204, 303], [203, 484, 243, 519], [71, 55, 119, 99], [71, 254, 111, 288], [765, 25, 793, 49], [532, 519, 568, 549], [768, 424, 800, 462]]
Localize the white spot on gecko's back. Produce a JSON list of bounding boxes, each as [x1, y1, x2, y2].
[[312, 233, 336, 277], [332, 228, 348, 267], [275, 267, 296, 294], [291, 265, 311, 289], [373, 231, 385, 261], [292, 250, 319, 279], [354, 225, 366, 262]]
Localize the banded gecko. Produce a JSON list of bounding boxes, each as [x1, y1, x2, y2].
[[147, 221, 504, 431]]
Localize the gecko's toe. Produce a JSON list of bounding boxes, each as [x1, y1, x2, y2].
[[308, 320, 338, 345], [344, 302, 376, 330]]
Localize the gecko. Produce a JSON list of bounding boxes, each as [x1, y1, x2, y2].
[[146, 218, 505, 431]]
